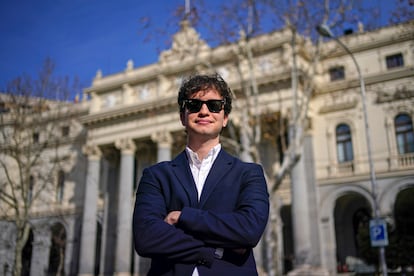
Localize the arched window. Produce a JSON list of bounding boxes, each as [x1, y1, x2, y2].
[[336, 124, 354, 163], [56, 170, 65, 203], [395, 113, 414, 154]]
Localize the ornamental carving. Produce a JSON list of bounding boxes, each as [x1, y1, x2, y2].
[[319, 93, 358, 114], [159, 20, 210, 63], [376, 84, 414, 103], [115, 138, 136, 154], [151, 131, 173, 146], [82, 144, 102, 160]]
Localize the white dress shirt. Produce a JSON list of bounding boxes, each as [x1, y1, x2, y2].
[[185, 144, 221, 276]]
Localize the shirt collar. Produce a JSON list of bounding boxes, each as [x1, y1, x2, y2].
[[186, 144, 221, 165]]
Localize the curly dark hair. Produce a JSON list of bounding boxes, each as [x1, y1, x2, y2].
[[177, 74, 233, 115]]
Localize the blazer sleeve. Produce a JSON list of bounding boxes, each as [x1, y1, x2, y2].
[[133, 167, 215, 266], [177, 163, 269, 248]]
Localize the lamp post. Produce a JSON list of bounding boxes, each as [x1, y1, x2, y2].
[[316, 24, 388, 276]]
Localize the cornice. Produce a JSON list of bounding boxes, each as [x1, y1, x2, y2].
[[83, 63, 160, 94], [318, 168, 414, 186], [80, 96, 177, 127], [319, 99, 358, 114], [316, 67, 414, 94], [320, 21, 414, 58], [0, 206, 82, 221], [83, 27, 293, 95], [230, 70, 292, 92]]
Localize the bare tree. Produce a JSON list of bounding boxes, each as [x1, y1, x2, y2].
[[147, 0, 411, 186], [0, 59, 81, 276], [136, 1, 412, 275]]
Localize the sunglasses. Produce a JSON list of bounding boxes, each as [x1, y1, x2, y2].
[[183, 99, 225, 113]]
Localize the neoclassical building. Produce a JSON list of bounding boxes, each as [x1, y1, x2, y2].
[[1, 20, 413, 276]]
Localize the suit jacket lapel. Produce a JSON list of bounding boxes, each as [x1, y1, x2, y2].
[[199, 150, 234, 208], [171, 151, 198, 207]]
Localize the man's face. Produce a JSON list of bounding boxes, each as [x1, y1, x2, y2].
[[180, 88, 228, 141]]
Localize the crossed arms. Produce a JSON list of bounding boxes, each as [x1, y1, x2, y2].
[[132, 162, 269, 265]]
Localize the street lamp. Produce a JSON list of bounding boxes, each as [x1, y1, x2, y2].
[[316, 24, 388, 276]]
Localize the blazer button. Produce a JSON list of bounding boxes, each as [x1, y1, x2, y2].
[[214, 248, 224, 259]]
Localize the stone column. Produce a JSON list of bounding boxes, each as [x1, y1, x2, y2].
[[79, 144, 102, 276], [151, 131, 172, 162], [291, 142, 312, 266], [320, 215, 336, 275], [64, 217, 76, 276], [290, 134, 324, 272], [30, 225, 51, 276], [302, 135, 322, 266], [114, 138, 136, 276]]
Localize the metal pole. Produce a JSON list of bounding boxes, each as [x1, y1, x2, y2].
[[316, 24, 388, 276], [185, 0, 190, 16], [334, 38, 388, 276]]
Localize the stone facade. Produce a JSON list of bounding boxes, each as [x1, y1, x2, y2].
[[0, 96, 89, 276], [1, 20, 413, 276]]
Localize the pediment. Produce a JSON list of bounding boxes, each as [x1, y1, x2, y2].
[[376, 84, 414, 103], [159, 20, 210, 63]]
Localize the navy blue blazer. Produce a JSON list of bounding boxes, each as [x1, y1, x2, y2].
[[133, 149, 269, 276]]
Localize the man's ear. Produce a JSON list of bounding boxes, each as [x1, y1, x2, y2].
[[222, 114, 229, 128]]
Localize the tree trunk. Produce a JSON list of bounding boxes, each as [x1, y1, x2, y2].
[[13, 222, 31, 276], [13, 232, 24, 276]]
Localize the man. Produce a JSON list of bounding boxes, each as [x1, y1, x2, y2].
[[133, 74, 269, 276]]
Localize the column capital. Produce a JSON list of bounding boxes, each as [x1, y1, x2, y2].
[[82, 144, 102, 160], [151, 131, 173, 146], [115, 138, 136, 154]]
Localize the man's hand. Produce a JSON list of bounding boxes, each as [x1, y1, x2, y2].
[[164, 211, 181, 225]]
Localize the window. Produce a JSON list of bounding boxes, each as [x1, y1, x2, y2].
[[61, 126, 70, 137], [336, 124, 354, 162], [395, 113, 414, 154], [105, 95, 116, 107], [56, 170, 65, 203], [33, 132, 39, 143], [0, 102, 9, 113], [139, 87, 149, 100], [28, 175, 34, 204], [329, 66, 345, 81], [386, 53, 404, 69]]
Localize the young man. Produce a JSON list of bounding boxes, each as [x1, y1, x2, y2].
[[133, 74, 269, 276]]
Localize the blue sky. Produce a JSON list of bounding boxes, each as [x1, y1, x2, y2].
[[0, 0, 186, 92], [0, 0, 407, 98]]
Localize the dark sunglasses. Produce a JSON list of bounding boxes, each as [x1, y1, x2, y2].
[[183, 99, 225, 113]]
